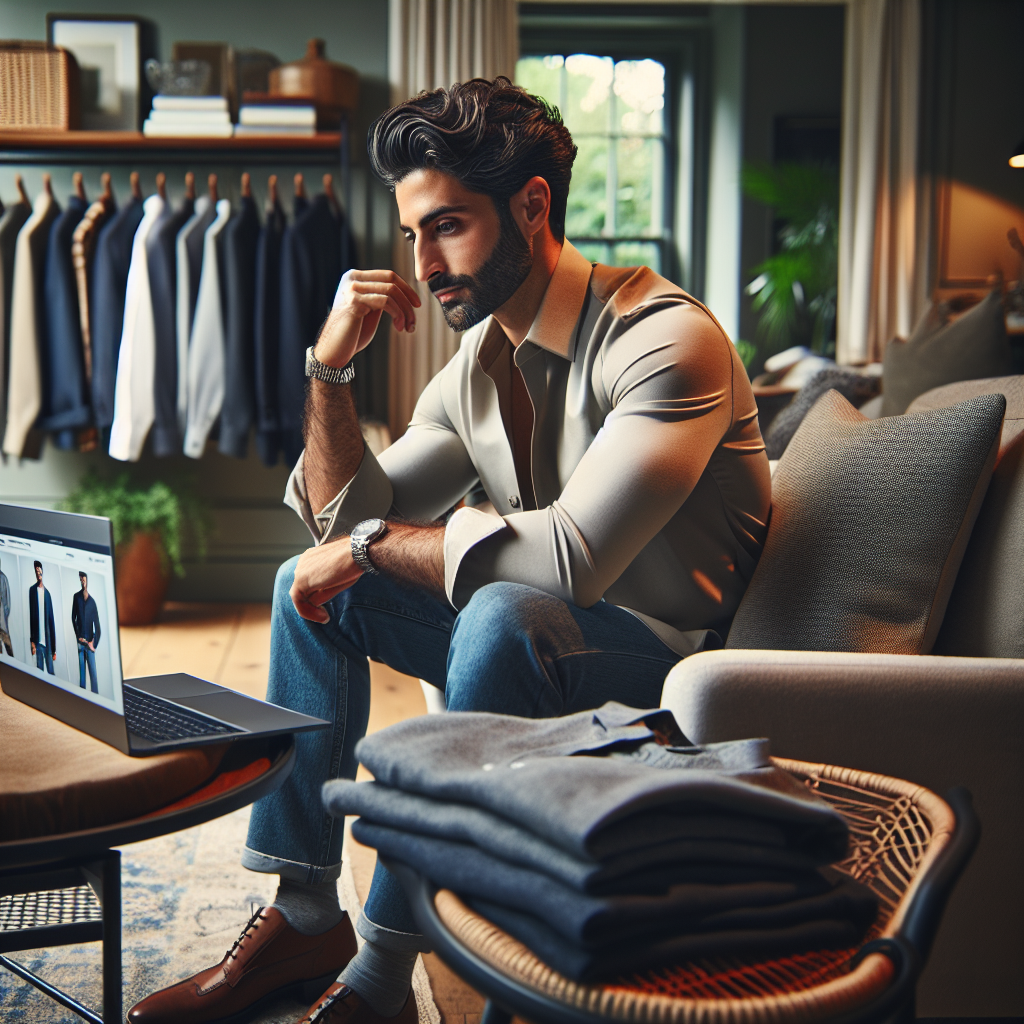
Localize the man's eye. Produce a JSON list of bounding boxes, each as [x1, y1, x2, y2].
[[437, 220, 457, 235]]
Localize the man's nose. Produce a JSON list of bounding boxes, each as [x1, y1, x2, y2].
[[414, 237, 445, 284]]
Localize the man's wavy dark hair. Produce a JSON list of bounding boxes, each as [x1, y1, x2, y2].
[[368, 77, 577, 242]]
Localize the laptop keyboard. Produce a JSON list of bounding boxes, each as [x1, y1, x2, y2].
[[123, 684, 243, 742]]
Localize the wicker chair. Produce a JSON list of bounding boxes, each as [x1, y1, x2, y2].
[[391, 758, 977, 1024]]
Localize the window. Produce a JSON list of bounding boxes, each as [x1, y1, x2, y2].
[[517, 54, 669, 274]]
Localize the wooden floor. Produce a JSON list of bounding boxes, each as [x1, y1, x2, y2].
[[123, 602, 488, 1024]]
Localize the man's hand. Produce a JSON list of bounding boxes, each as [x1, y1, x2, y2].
[[88, 640, 95, 651], [315, 270, 422, 369], [290, 539, 363, 623], [30, 641, 35, 656]]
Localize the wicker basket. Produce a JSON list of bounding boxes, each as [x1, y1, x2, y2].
[[0, 42, 80, 130]]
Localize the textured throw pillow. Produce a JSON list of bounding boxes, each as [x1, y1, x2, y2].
[[726, 389, 1006, 654], [881, 290, 1013, 416], [764, 368, 881, 459]]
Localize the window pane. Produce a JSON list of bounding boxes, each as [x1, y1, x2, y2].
[[616, 136, 663, 236], [571, 241, 608, 265], [612, 241, 661, 274], [516, 55, 563, 112], [614, 59, 665, 135], [563, 54, 613, 135], [565, 135, 608, 237]]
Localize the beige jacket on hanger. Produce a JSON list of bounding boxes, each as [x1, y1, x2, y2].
[[3, 188, 59, 459]]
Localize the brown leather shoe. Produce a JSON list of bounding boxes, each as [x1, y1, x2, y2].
[[295, 983, 418, 1024], [127, 906, 358, 1024]]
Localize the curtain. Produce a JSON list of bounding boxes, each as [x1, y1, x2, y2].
[[837, 0, 929, 365], [386, 0, 519, 438]]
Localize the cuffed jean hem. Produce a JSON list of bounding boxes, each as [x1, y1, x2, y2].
[[241, 844, 342, 885], [356, 909, 430, 954]]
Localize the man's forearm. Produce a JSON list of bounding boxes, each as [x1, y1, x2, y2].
[[303, 379, 363, 517], [368, 521, 446, 598]]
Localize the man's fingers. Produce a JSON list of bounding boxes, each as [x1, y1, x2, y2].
[[350, 280, 418, 331], [343, 269, 421, 307]]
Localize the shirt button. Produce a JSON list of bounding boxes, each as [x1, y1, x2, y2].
[[508, 495, 520, 508]]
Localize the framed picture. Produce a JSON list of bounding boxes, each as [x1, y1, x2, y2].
[[46, 15, 141, 130]]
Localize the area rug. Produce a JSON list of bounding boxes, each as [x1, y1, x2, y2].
[[0, 807, 440, 1024]]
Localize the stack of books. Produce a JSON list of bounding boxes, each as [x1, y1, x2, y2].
[[235, 95, 317, 137], [143, 96, 233, 138]]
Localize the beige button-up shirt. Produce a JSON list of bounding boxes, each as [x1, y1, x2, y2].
[[286, 241, 771, 656]]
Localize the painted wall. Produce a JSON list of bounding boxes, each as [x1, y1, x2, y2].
[[0, 0, 394, 600]]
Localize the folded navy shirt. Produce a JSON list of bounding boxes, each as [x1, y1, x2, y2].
[[347, 703, 848, 864]]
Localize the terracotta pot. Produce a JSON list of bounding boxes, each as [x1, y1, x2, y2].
[[115, 531, 169, 626]]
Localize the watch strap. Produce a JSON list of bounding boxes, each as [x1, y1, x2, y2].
[[306, 346, 355, 385]]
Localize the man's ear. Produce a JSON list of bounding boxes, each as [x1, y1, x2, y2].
[[510, 175, 552, 240]]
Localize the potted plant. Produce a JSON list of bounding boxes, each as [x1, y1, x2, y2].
[[60, 473, 209, 626]]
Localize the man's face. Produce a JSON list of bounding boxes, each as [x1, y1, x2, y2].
[[396, 169, 533, 332], [35, 565, 42, 584], [80, 573, 88, 592]]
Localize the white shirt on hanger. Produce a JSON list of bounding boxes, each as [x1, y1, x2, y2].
[[175, 195, 211, 434], [109, 193, 165, 461], [183, 199, 232, 459]]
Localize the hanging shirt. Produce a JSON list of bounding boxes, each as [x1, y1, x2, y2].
[[278, 192, 357, 467], [253, 194, 287, 467], [219, 194, 260, 458], [90, 194, 145, 443], [146, 192, 194, 456], [71, 195, 116, 391], [109, 194, 165, 461], [3, 189, 60, 459], [40, 193, 88, 448], [0, 198, 32, 446], [183, 199, 231, 458], [175, 196, 215, 432]]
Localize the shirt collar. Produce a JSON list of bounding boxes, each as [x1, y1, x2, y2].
[[522, 240, 594, 361]]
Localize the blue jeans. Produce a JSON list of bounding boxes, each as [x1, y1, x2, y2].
[[78, 644, 98, 692], [35, 643, 54, 674], [243, 556, 680, 950]]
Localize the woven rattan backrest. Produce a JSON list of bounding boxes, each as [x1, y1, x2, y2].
[[434, 758, 956, 1024]]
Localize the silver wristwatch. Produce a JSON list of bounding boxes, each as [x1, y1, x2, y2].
[[350, 518, 387, 574], [305, 346, 355, 385]]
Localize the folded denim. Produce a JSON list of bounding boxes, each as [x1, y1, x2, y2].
[[467, 896, 872, 981], [351, 820, 871, 948], [326, 781, 822, 894], [353, 703, 848, 863]]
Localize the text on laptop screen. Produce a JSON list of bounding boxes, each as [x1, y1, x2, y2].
[[0, 520, 123, 715]]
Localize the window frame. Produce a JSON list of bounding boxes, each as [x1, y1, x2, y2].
[[519, 4, 711, 292]]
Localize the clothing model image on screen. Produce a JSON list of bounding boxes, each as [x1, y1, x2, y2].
[[28, 560, 58, 676], [0, 555, 12, 656], [71, 570, 102, 693]]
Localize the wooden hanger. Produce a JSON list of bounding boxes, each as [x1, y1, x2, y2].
[[15, 174, 31, 207], [155, 172, 167, 201], [294, 173, 306, 199], [100, 172, 113, 203], [184, 171, 195, 201], [130, 171, 142, 200], [42, 173, 53, 198], [208, 173, 218, 203], [268, 174, 279, 206], [73, 171, 86, 201], [322, 173, 339, 212]]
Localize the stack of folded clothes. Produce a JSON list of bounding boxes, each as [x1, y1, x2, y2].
[[323, 703, 877, 982]]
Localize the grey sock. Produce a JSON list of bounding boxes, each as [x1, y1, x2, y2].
[[272, 876, 344, 936], [339, 938, 417, 1017]]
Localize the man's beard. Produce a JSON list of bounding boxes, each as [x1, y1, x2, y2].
[[429, 211, 534, 332]]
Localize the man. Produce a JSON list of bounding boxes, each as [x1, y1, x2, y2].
[[29, 560, 56, 675], [72, 570, 101, 693], [0, 555, 12, 656], [130, 78, 770, 1024]]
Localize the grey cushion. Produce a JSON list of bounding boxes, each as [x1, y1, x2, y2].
[[726, 389, 1005, 654], [907, 377, 1024, 658], [763, 368, 880, 459], [881, 290, 1013, 416]]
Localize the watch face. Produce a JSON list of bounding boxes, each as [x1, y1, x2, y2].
[[352, 518, 386, 543]]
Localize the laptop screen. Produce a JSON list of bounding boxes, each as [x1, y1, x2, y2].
[[0, 503, 124, 715]]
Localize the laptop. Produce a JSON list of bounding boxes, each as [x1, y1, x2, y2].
[[0, 501, 328, 755]]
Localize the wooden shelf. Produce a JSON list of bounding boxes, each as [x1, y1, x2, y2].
[[0, 130, 343, 165]]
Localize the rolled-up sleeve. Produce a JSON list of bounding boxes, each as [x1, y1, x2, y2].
[[446, 302, 736, 609]]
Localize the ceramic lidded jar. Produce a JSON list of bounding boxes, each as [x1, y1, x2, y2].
[[269, 39, 359, 128]]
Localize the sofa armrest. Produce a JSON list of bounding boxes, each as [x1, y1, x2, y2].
[[660, 649, 1024, 1017]]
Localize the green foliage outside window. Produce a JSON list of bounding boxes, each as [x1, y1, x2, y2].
[[742, 162, 839, 358]]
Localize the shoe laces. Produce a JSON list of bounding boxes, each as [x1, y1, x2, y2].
[[224, 905, 265, 963]]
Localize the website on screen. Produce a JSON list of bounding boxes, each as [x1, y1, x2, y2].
[[0, 529, 123, 714]]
